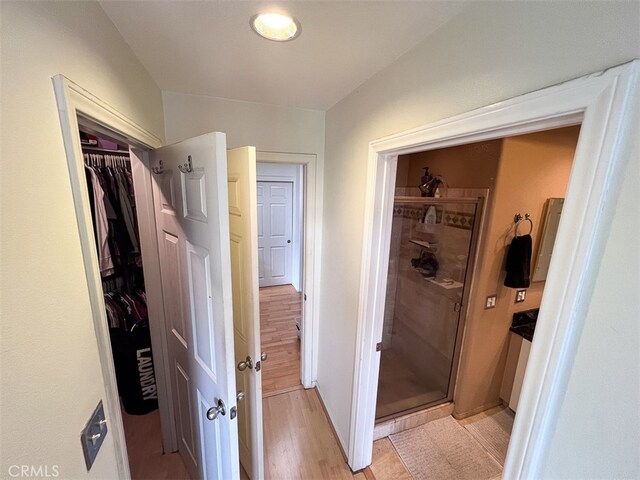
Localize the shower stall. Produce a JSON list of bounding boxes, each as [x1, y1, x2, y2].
[[375, 193, 484, 421]]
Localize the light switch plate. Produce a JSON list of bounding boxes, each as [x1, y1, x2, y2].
[[485, 295, 497, 309], [80, 400, 108, 471], [515, 289, 527, 303]]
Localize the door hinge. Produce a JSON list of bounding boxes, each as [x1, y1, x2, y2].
[[376, 342, 382, 352], [454, 302, 462, 313], [304, 293, 307, 301]]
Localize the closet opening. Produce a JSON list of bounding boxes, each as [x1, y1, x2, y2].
[[77, 120, 187, 479]]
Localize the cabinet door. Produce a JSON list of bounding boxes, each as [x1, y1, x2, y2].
[[509, 339, 532, 412]]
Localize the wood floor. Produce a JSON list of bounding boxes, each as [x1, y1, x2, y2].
[[122, 283, 508, 480], [121, 408, 189, 480], [263, 387, 413, 480], [259, 285, 303, 397], [122, 393, 509, 480], [263, 388, 353, 479], [257, 285, 414, 479]]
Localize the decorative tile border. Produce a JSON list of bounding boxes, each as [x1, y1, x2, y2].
[[393, 206, 474, 230], [393, 205, 425, 220], [442, 210, 475, 230]]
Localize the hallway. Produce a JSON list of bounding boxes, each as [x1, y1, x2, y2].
[[258, 285, 413, 479], [260, 285, 302, 396]]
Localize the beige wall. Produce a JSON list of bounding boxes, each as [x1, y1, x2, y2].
[[453, 126, 579, 417], [0, 2, 164, 477], [319, 1, 639, 473], [163, 90, 325, 154], [398, 140, 503, 189]]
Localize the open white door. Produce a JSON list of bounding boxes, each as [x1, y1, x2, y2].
[[227, 147, 264, 479], [150, 132, 240, 480]]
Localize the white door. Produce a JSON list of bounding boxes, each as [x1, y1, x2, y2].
[[257, 181, 293, 287], [150, 132, 239, 480], [227, 147, 264, 479]]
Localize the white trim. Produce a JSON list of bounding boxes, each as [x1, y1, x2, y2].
[[52, 75, 174, 477], [256, 151, 321, 388], [348, 61, 640, 475]]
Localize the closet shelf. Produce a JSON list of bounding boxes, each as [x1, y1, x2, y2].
[[82, 145, 130, 155]]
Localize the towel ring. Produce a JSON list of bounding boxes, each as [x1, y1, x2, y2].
[[514, 213, 533, 236]]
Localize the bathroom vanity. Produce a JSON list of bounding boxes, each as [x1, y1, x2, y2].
[[500, 309, 538, 412]]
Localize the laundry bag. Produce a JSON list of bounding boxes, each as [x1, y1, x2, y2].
[[110, 326, 159, 415]]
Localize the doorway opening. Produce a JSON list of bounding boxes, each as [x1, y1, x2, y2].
[[349, 62, 638, 477], [75, 120, 187, 479], [256, 162, 305, 397], [371, 126, 580, 479]]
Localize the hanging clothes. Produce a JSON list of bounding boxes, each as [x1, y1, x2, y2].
[[85, 166, 115, 276], [83, 147, 157, 416], [114, 167, 139, 253], [83, 152, 140, 273], [103, 290, 148, 331]]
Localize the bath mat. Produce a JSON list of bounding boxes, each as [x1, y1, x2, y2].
[[389, 416, 502, 480], [463, 408, 515, 466]]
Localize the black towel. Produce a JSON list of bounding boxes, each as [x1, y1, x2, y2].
[[504, 234, 532, 288]]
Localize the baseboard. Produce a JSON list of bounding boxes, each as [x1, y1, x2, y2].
[[314, 386, 349, 463]]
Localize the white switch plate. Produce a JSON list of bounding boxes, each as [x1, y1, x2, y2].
[[515, 289, 526, 303], [485, 295, 497, 309]]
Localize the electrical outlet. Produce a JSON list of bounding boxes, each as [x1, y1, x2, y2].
[[515, 289, 526, 303], [485, 295, 497, 309]]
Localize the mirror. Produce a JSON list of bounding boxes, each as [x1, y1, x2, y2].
[[532, 198, 564, 282]]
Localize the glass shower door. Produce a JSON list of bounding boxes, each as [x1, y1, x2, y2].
[[376, 197, 480, 421]]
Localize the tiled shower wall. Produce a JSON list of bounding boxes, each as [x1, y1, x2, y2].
[[381, 189, 483, 397]]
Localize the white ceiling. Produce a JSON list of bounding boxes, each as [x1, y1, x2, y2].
[[99, 1, 466, 110]]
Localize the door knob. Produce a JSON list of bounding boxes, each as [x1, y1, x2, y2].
[[260, 352, 268, 361], [237, 356, 253, 371], [206, 399, 226, 421]]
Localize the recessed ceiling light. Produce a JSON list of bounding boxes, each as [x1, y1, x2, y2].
[[251, 12, 301, 42]]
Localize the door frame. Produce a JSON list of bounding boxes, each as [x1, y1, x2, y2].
[[349, 60, 639, 475], [256, 151, 320, 388], [52, 75, 176, 477]]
